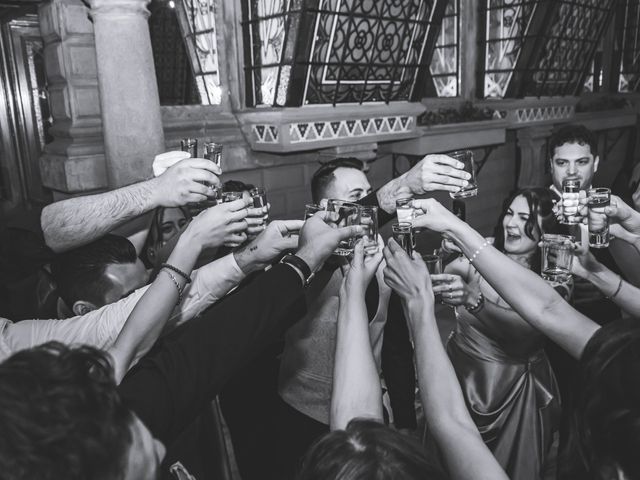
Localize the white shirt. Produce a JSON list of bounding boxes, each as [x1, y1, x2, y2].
[[0, 253, 245, 363]]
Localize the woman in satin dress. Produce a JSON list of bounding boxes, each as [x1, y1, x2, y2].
[[430, 188, 562, 480]]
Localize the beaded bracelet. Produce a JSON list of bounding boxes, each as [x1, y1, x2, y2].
[[468, 240, 490, 264], [161, 269, 184, 305], [606, 275, 624, 300], [466, 291, 485, 313], [161, 263, 192, 284]]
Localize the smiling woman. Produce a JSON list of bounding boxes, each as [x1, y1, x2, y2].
[[432, 187, 561, 480]]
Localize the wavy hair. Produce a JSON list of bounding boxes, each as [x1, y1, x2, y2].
[[492, 188, 557, 273], [0, 343, 133, 480]]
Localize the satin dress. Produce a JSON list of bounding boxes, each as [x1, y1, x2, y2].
[[447, 276, 561, 480]]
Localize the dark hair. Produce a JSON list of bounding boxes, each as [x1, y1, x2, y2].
[[297, 419, 445, 480], [0, 342, 133, 480], [51, 234, 138, 308], [548, 124, 598, 159], [572, 320, 640, 480], [223, 180, 255, 193], [493, 188, 556, 273], [311, 158, 364, 203]]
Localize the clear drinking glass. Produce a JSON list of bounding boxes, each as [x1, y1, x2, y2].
[[447, 150, 477, 199], [181, 138, 198, 157], [541, 234, 574, 284], [358, 205, 379, 255], [203, 141, 223, 169], [222, 191, 242, 203], [396, 198, 415, 224], [392, 223, 413, 255], [561, 179, 581, 225], [422, 253, 443, 302], [587, 188, 610, 248], [327, 199, 360, 256], [304, 203, 325, 220]]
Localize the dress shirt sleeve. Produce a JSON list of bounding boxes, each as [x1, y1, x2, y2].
[[118, 263, 306, 445], [1, 287, 148, 358], [168, 254, 245, 327]]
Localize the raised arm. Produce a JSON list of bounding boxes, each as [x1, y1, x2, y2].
[[413, 199, 599, 359], [108, 198, 252, 382], [118, 213, 363, 444], [571, 243, 640, 319], [41, 157, 221, 253], [331, 241, 384, 430], [382, 240, 508, 480], [373, 154, 471, 214]]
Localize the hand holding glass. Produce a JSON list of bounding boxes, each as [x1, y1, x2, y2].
[[447, 150, 477, 199], [587, 188, 610, 248], [327, 199, 360, 256], [541, 234, 574, 284]]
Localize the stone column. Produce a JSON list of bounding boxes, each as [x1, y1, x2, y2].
[[516, 126, 553, 188], [87, 0, 164, 187], [39, 0, 106, 196]]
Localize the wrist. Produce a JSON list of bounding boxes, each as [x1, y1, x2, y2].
[[233, 247, 262, 275], [179, 226, 204, 257], [295, 246, 322, 273], [143, 177, 163, 209]]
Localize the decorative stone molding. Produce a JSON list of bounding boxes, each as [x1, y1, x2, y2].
[[512, 104, 574, 124], [86, 0, 150, 17], [388, 119, 508, 156], [476, 97, 579, 128], [237, 102, 425, 153]]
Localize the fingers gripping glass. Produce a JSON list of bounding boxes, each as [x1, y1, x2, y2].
[[541, 234, 574, 284], [358, 205, 379, 255], [447, 150, 477, 199], [327, 199, 360, 256], [587, 188, 610, 248]]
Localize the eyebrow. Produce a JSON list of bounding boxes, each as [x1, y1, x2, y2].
[[554, 156, 591, 161]]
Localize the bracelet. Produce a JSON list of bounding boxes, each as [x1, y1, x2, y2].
[[468, 240, 490, 263], [466, 291, 485, 314], [161, 263, 192, 284], [606, 275, 624, 300], [161, 269, 184, 305]]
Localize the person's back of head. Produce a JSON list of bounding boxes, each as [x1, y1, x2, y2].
[[574, 319, 640, 480], [222, 179, 255, 195], [0, 342, 132, 480], [311, 158, 366, 204], [297, 419, 445, 480], [50, 234, 143, 315]]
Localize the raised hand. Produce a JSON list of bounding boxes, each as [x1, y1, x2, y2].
[[245, 203, 270, 236], [403, 154, 471, 195], [431, 273, 477, 307], [411, 198, 464, 233], [570, 241, 605, 280], [605, 194, 640, 236], [185, 197, 251, 250], [382, 238, 433, 304], [296, 212, 364, 272], [234, 219, 304, 274], [343, 238, 384, 294], [150, 157, 222, 207]]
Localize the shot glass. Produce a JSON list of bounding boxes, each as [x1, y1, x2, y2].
[[396, 198, 415, 224], [358, 205, 379, 255], [304, 203, 325, 220], [181, 138, 198, 158], [222, 191, 242, 203], [541, 234, 574, 284], [327, 199, 360, 256], [392, 222, 413, 255], [561, 179, 581, 225], [447, 150, 477, 199], [422, 253, 443, 302], [587, 187, 610, 248]]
